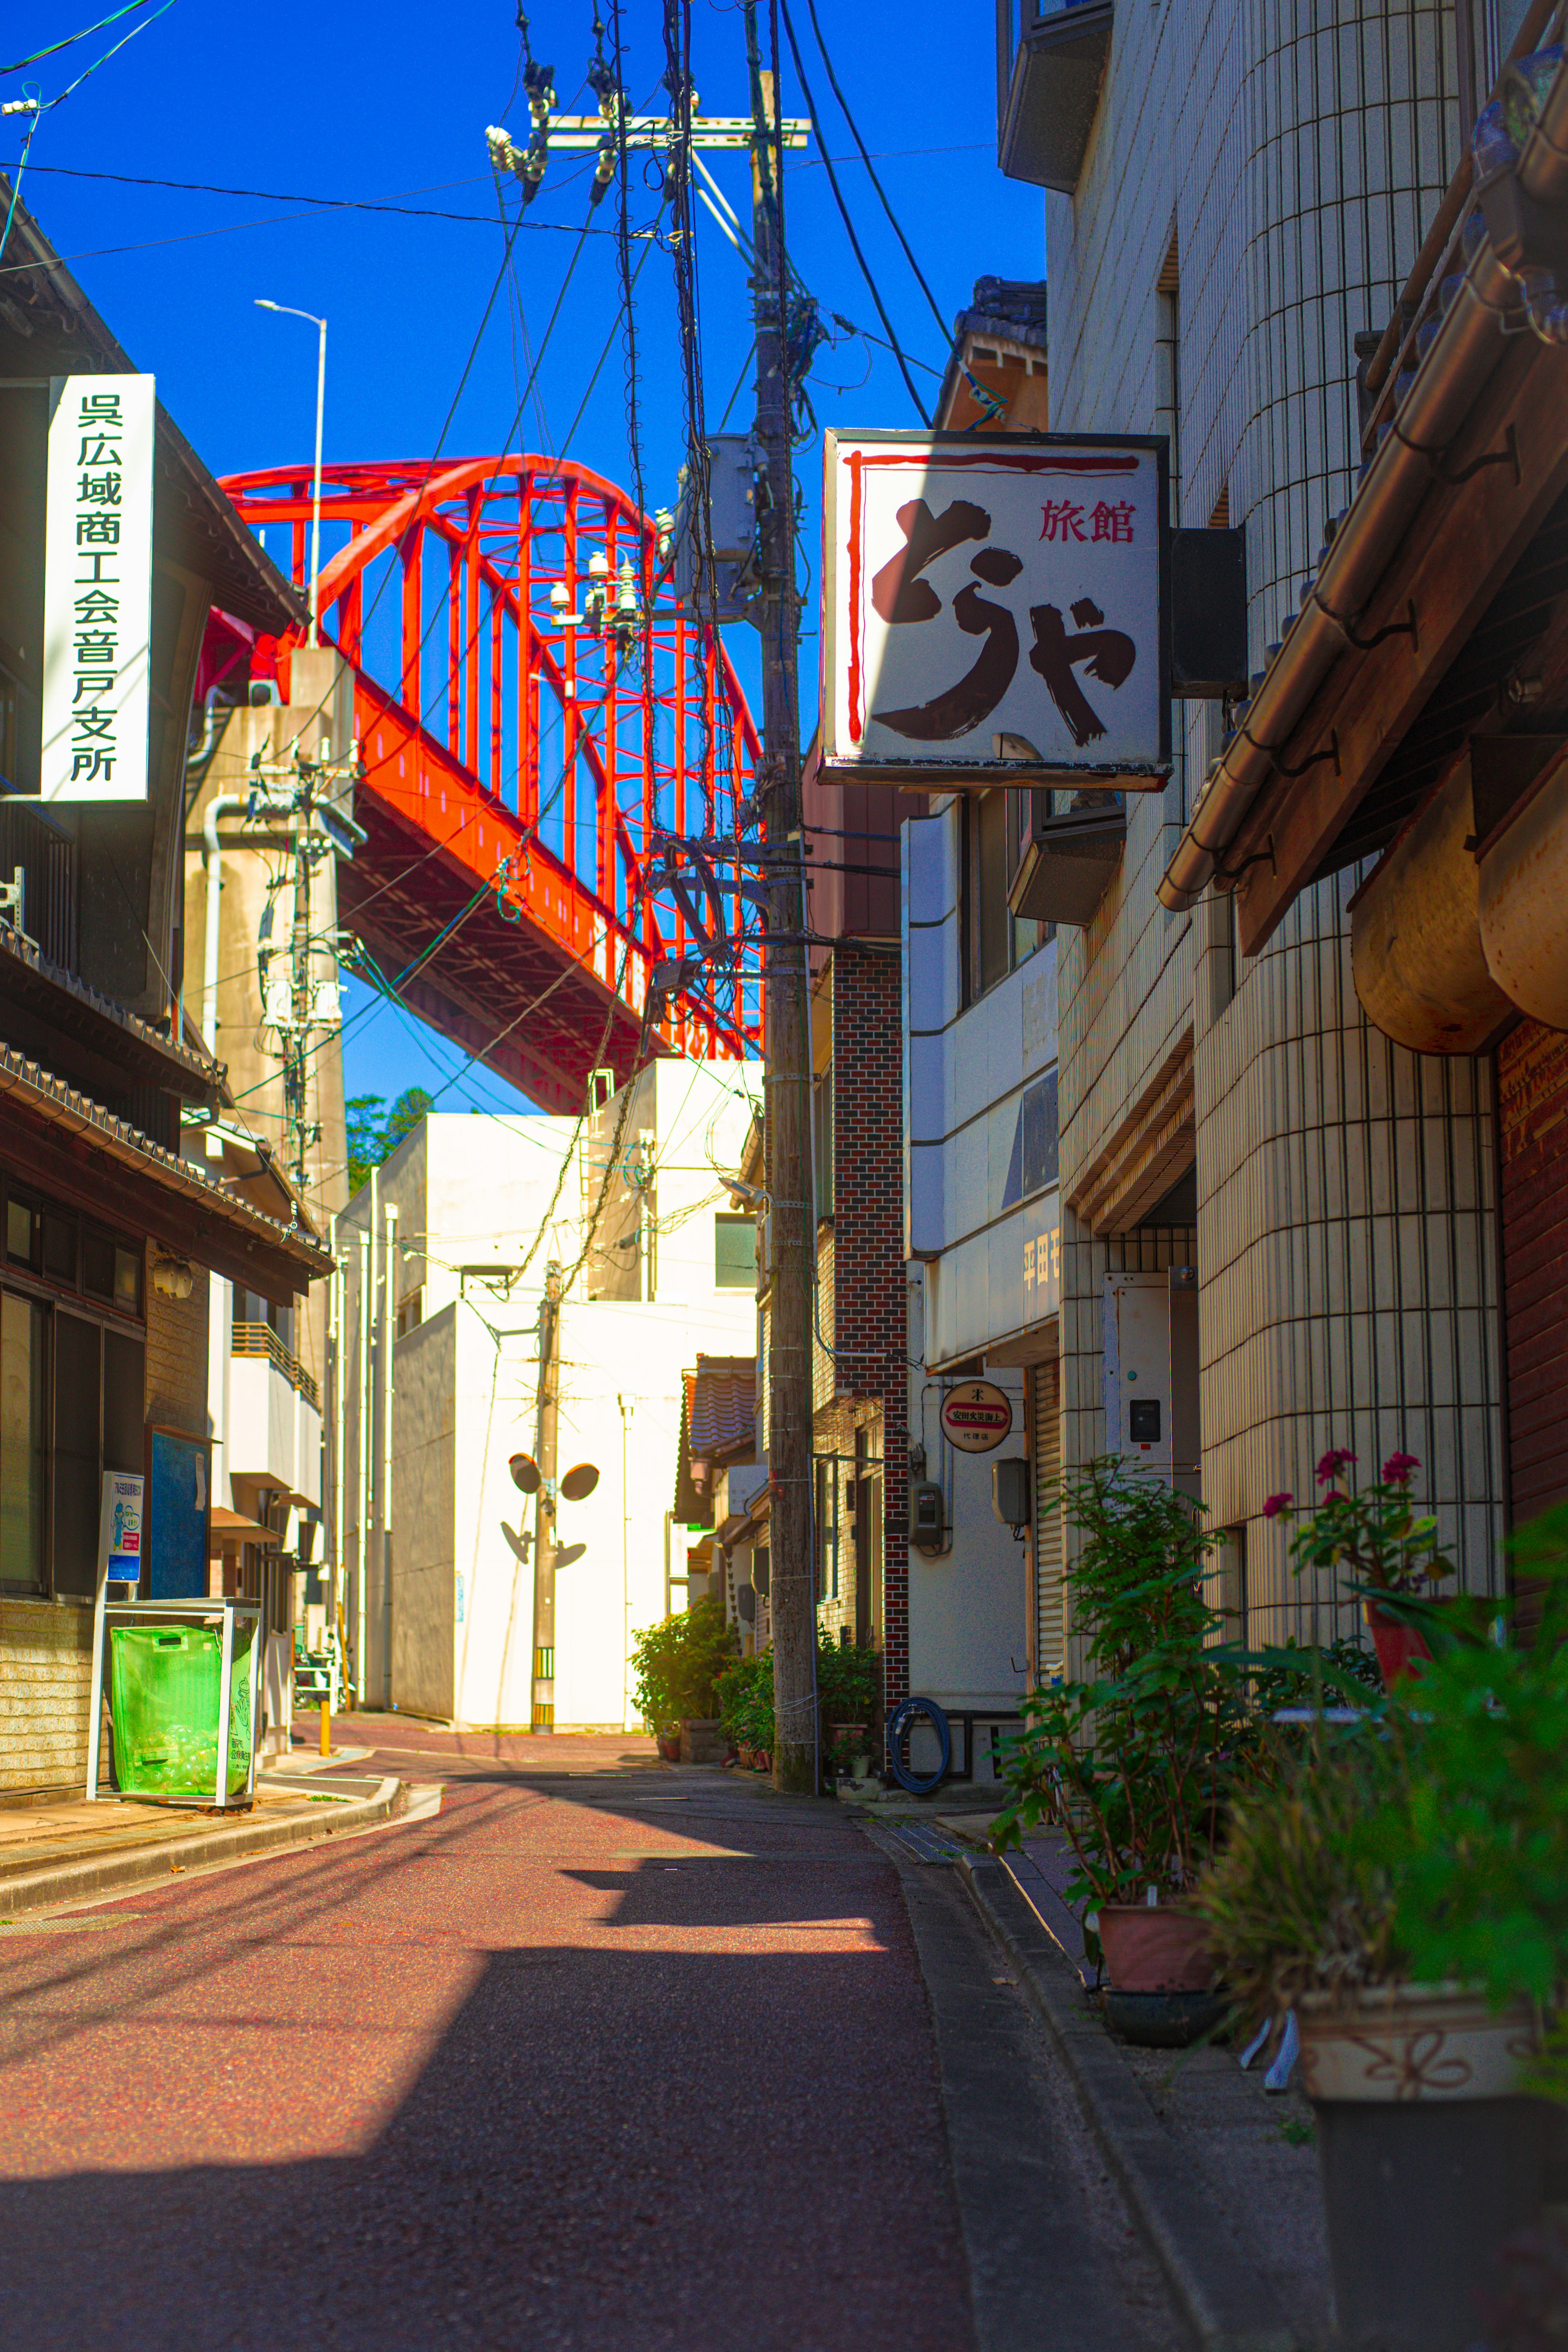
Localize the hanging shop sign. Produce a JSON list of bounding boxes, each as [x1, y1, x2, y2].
[[940, 1379, 1014, 1454], [820, 430, 1169, 788], [41, 372, 156, 804]]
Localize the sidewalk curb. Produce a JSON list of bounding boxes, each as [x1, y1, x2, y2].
[[958, 1853, 1300, 2352], [0, 1775, 408, 1918]]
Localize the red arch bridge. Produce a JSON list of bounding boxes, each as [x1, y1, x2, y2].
[[218, 457, 764, 1113]]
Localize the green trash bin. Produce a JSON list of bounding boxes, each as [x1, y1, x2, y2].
[[109, 1621, 256, 1800]]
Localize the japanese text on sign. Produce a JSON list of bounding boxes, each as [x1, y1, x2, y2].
[[822, 434, 1167, 780], [42, 374, 156, 804]]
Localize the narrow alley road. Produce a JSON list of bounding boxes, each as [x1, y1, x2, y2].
[[0, 1730, 1180, 2351]]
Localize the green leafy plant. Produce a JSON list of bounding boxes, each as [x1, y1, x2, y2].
[[1193, 1506, 1568, 2038], [815, 1630, 880, 1728], [716, 1647, 773, 1753], [991, 1460, 1257, 1909], [629, 1595, 737, 1734]]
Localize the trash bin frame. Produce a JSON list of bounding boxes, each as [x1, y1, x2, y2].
[[87, 1596, 263, 1810]]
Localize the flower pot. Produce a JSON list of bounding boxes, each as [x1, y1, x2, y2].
[[1298, 1984, 1550, 2351], [1096, 1904, 1214, 1993], [1364, 1597, 1432, 1690], [655, 1732, 682, 1763], [679, 1716, 726, 1766]]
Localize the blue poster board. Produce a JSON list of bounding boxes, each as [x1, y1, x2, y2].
[[146, 1428, 211, 1600]]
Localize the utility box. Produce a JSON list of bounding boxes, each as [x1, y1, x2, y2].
[[1102, 1265, 1200, 1495], [910, 1479, 947, 1554], [673, 435, 757, 623], [991, 1456, 1031, 1532]]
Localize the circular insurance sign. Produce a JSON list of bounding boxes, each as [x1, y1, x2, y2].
[[940, 1380, 1013, 1453]]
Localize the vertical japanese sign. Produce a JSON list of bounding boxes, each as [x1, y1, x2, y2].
[[821, 430, 1168, 783], [41, 372, 156, 804]]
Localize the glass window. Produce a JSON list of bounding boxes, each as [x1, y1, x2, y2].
[[812, 1065, 834, 1222], [104, 1329, 145, 1472], [714, 1214, 755, 1290], [0, 1291, 45, 1590], [7, 1197, 37, 1270], [42, 1212, 76, 1285], [52, 1313, 101, 1599], [113, 1247, 141, 1313], [83, 1231, 114, 1302]]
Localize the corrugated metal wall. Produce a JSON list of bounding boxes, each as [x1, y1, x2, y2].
[[1031, 1356, 1063, 1681]]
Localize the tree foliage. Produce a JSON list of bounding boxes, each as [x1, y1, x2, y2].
[[346, 1087, 434, 1194]]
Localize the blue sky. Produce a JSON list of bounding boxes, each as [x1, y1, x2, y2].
[[3, 0, 1043, 1113]]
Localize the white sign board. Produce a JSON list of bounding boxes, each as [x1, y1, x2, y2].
[[42, 373, 156, 803], [822, 431, 1168, 785], [940, 1379, 1014, 1454], [98, 1469, 145, 1581]]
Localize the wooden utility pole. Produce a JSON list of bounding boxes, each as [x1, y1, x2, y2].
[[530, 1259, 564, 1731], [746, 9, 817, 1796]]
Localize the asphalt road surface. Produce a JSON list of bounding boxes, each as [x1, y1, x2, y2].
[[0, 1724, 1180, 2351]]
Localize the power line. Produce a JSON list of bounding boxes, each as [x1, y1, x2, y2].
[[798, 0, 949, 347], [1, 0, 163, 76]]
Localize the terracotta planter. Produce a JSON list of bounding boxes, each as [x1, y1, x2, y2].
[[655, 1732, 682, 1763], [1364, 1597, 1432, 1690], [1096, 1903, 1214, 1992], [1298, 1984, 1549, 2351]]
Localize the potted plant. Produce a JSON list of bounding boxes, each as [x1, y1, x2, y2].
[[716, 1645, 774, 1770], [992, 1461, 1255, 2032], [1264, 1446, 1482, 1688], [1192, 1509, 1568, 2352], [630, 1596, 737, 1762], [816, 1630, 881, 1782]]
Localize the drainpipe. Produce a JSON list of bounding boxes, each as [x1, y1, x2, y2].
[[201, 793, 250, 1054], [383, 1198, 398, 1708], [1158, 55, 1568, 913], [330, 1216, 345, 1668], [356, 1218, 371, 1706]]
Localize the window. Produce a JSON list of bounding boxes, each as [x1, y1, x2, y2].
[[965, 789, 1047, 1003], [0, 1292, 45, 1591], [7, 1197, 38, 1270], [396, 1287, 423, 1339], [812, 1065, 834, 1222], [714, 1214, 755, 1290], [50, 1314, 145, 1598]]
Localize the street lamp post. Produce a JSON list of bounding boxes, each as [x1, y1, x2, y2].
[[255, 299, 327, 648]]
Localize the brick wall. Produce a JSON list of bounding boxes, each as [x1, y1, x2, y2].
[[144, 1247, 210, 1436], [831, 945, 910, 1715], [0, 1599, 92, 1791]]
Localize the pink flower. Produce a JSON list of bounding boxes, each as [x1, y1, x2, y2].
[[1317, 1448, 1356, 1483], [1263, 1491, 1293, 1518], [1383, 1452, 1420, 1483], [1321, 1492, 1345, 1507]]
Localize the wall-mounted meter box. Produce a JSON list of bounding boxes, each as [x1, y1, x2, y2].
[[909, 1479, 947, 1554], [991, 1456, 1031, 1532], [1102, 1265, 1200, 1494]]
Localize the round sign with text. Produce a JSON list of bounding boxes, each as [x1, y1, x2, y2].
[[940, 1380, 1013, 1453]]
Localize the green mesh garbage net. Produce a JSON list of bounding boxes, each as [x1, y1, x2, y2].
[[110, 1623, 255, 1799]]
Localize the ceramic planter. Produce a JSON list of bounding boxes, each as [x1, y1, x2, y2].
[[655, 1731, 682, 1763], [1096, 1904, 1214, 1992], [1364, 1597, 1432, 1690], [1298, 1983, 1549, 2351]]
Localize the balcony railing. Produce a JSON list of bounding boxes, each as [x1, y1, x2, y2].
[[232, 1321, 321, 1412]]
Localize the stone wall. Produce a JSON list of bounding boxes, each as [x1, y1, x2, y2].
[[0, 1599, 92, 1792]]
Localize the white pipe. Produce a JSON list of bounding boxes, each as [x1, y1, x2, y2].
[[201, 793, 250, 1054], [330, 1215, 344, 1643], [356, 1219, 370, 1706], [309, 314, 327, 650], [383, 1198, 397, 1707]]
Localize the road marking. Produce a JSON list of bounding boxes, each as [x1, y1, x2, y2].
[[0, 1915, 145, 1933]]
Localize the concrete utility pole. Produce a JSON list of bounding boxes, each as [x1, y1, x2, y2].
[[745, 9, 817, 1796], [530, 1260, 564, 1731]]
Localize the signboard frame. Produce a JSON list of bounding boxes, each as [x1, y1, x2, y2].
[[41, 370, 156, 806], [940, 1378, 1016, 1455], [820, 428, 1172, 790]]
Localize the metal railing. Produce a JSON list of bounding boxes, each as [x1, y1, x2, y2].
[[232, 1321, 321, 1411]]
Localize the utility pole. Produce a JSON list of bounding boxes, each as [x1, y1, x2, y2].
[[531, 1260, 564, 1732], [745, 9, 817, 1797]]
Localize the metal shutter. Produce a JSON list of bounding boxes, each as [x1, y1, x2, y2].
[[1032, 1356, 1063, 1681]]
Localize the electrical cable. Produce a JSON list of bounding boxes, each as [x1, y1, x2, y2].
[[18, 158, 605, 225], [774, 0, 928, 424], [798, 0, 949, 346], [1, 0, 162, 75]]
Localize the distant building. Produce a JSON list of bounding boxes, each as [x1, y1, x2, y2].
[[333, 1060, 756, 1728]]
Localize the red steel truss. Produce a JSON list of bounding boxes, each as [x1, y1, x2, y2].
[[220, 456, 762, 1112]]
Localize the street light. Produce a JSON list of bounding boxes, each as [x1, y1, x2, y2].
[[255, 298, 327, 648]]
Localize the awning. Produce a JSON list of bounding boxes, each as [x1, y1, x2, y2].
[[688, 1356, 757, 1456], [0, 1043, 332, 1301], [209, 1507, 278, 1549]]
